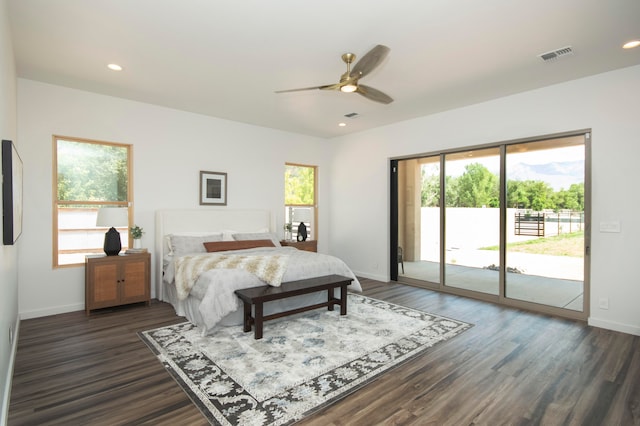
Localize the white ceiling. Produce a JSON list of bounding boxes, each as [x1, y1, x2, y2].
[[8, 0, 640, 138]]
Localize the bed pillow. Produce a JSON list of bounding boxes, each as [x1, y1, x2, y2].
[[169, 233, 224, 256], [232, 231, 281, 247], [203, 239, 275, 252], [221, 228, 270, 241]]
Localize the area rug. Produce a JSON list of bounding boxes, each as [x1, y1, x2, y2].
[[139, 294, 472, 425]]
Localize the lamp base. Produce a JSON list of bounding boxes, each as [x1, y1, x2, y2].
[[297, 222, 308, 242], [103, 227, 122, 256]]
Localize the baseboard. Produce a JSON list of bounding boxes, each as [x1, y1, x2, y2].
[[352, 270, 389, 282], [588, 317, 640, 336], [1, 316, 20, 426], [19, 302, 84, 320]]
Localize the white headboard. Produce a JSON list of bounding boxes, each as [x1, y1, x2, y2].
[[154, 209, 273, 300]]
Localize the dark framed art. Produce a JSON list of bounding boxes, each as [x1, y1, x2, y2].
[[2, 139, 24, 245], [199, 171, 227, 206]]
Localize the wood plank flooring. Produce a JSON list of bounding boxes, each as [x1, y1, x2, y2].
[[9, 278, 640, 425]]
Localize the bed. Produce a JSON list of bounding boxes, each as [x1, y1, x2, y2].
[[155, 209, 362, 335]]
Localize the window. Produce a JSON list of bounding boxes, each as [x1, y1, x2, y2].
[[53, 136, 132, 267], [284, 163, 317, 241]]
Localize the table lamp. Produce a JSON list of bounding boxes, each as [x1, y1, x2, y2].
[[292, 208, 312, 242], [96, 207, 128, 255]]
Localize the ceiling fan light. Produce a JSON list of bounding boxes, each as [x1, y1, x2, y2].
[[340, 84, 358, 93], [623, 40, 640, 49]]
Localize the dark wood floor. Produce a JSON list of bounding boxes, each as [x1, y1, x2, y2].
[[9, 278, 640, 425]]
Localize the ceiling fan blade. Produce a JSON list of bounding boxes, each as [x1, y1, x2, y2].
[[275, 83, 341, 93], [350, 45, 390, 79], [318, 83, 342, 91], [356, 84, 393, 104], [275, 85, 327, 93]]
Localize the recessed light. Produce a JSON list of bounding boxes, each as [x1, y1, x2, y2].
[[107, 63, 123, 71], [623, 40, 640, 49], [338, 122, 347, 127]]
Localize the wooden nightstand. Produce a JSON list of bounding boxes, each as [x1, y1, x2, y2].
[[85, 252, 151, 315], [280, 240, 317, 252]]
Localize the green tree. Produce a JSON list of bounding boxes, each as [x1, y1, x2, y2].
[[527, 180, 554, 211], [507, 180, 529, 209], [552, 183, 584, 211], [444, 175, 460, 207], [507, 179, 557, 211], [285, 165, 314, 204], [456, 163, 499, 207], [57, 141, 128, 201], [421, 169, 440, 207], [422, 160, 583, 212]]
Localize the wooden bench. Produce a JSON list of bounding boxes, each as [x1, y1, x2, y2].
[[234, 274, 353, 339]]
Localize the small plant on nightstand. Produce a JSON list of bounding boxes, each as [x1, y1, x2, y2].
[[130, 225, 144, 249], [130, 225, 144, 239], [284, 223, 293, 241]]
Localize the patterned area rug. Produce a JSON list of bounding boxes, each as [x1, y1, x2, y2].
[[139, 294, 472, 425]]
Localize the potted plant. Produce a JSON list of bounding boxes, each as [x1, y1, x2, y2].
[[130, 225, 144, 249], [283, 223, 293, 241]]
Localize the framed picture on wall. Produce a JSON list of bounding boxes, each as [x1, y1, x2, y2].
[[3, 139, 24, 245], [199, 171, 227, 206]]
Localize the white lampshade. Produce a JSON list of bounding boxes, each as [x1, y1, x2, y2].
[[291, 207, 312, 223], [96, 207, 128, 227]]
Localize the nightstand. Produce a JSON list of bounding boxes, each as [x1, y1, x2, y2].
[[85, 252, 151, 315], [280, 240, 317, 252]]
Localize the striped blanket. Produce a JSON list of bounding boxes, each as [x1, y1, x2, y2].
[[174, 253, 290, 300]]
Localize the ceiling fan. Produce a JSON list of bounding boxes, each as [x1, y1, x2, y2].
[[275, 44, 393, 104]]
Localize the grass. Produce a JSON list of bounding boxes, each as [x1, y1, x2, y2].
[[480, 231, 584, 257]]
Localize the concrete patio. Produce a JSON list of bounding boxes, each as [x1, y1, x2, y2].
[[400, 249, 584, 311]]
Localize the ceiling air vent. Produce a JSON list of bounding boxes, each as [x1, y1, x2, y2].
[[538, 46, 573, 62], [344, 112, 359, 118]]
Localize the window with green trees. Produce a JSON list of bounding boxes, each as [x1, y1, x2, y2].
[[284, 163, 316, 240], [53, 136, 132, 267], [422, 162, 584, 211]]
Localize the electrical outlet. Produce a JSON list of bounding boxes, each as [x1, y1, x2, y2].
[[599, 297, 609, 310], [599, 221, 621, 233]]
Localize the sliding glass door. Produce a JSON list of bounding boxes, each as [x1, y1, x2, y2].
[[397, 156, 440, 284], [504, 137, 585, 310], [444, 148, 501, 295], [393, 132, 589, 319]]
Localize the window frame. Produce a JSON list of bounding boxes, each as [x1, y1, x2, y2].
[[52, 135, 133, 268]]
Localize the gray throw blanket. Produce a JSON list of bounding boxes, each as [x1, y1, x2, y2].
[[174, 253, 290, 300]]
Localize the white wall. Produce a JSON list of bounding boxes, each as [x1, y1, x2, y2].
[[330, 65, 640, 336], [16, 79, 329, 318], [0, 0, 18, 421]]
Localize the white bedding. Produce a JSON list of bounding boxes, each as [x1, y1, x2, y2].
[[167, 246, 362, 334]]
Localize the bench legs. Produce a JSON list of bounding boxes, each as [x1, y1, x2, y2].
[[254, 302, 264, 340], [242, 301, 265, 339], [340, 283, 347, 315], [329, 285, 348, 315], [242, 301, 251, 332]]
